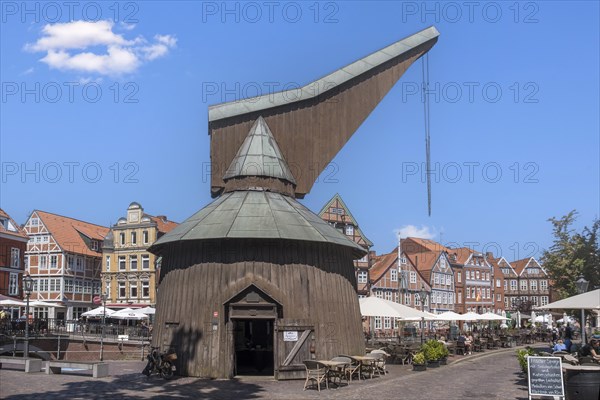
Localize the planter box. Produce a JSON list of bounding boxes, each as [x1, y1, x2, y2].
[[440, 358, 448, 365], [427, 360, 441, 368], [413, 364, 427, 372]]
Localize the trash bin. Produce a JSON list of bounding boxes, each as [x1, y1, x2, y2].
[[564, 365, 600, 400]]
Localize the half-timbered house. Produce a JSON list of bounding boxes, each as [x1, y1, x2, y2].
[[318, 194, 373, 297], [511, 257, 551, 310], [448, 247, 493, 314], [23, 211, 108, 321]]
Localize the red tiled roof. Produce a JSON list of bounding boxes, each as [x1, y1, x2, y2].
[[405, 251, 441, 272], [149, 216, 178, 233], [401, 237, 450, 254], [0, 208, 28, 240], [511, 258, 532, 275], [448, 247, 473, 264], [370, 248, 398, 282], [35, 210, 109, 257]]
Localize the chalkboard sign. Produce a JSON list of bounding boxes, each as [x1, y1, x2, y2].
[[527, 356, 564, 398]]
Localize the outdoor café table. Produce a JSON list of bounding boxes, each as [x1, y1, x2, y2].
[[318, 360, 350, 387], [352, 355, 378, 379]]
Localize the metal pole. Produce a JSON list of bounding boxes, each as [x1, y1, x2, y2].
[[24, 294, 30, 358], [580, 309, 586, 345], [100, 297, 105, 361]]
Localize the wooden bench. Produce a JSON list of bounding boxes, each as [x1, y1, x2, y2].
[[0, 356, 43, 373], [46, 361, 109, 378]]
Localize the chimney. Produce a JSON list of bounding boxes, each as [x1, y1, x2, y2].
[[486, 251, 494, 259]]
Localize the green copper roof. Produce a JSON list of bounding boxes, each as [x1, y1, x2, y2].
[[149, 190, 366, 257], [223, 116, 296, 185]]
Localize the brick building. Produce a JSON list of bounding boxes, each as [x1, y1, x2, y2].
[[0, 209, 28, 301]]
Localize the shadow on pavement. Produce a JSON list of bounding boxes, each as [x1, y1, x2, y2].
[[4, 372, 266, 400]]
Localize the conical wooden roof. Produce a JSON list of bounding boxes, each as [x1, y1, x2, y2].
[[223, 116, 296, 185], [148, 190, 367, 257]]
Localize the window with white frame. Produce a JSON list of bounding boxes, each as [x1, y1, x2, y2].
[[540, 280, 548, 291], [471, 287, 476, 298], [50, 255, 57, 268], [446, 275, 451, 286], [357, 271, 368, 283], [10, 248, 20, 267], [30, 217, 39, 226], [131, 231, 137, 244], [106, 256, 111, 271], [118, 282, 126, 298], [375, 291, 383, 299], [434, 273, 440, 284], [476, 271, 480, 280], [415, 294, 421, 306], [496, 293, 501, 302], [385, 291, 392, 301], [520, 280, 528, 291], [404, 292, 411, 305], [466, 288, 471, 299], [130, 282, 138, 298], [143, 230, 149, 244], [496, 279, 501, 288], [390, 268, 398, 282], [49, 278, 60, 292], [486, 288, 490, 299], [65, 279, 73, 292], [384, 317, 391, 329], [91, 240, 98, 251], [394, 292, 399, 303], [24, 255, 28, 268], [504, 280, 508, 290], [84, 281, 92, 294], [142, 281, 150, 298], [410, 271, 417, 284], [530, 280, 538, 291], [119, 256, 126, 270], [510, 280, 517, 291], [505, 297, 509, 308], [374, 317, 382, 329], [76, 257, 83, 271], [120, 233, 125, 245], [345, 225, 354, 236], [442, 292, 447, 304], [449, 293, 453, 304], [74, 280, 82, 293], [8, 273, 18, 295], [130, 255, 138, 270], [531, 296, 539, 306], [540, 296, 549, 306], [457, 272, 462, 282], [457, 291, 462, 303], [40, 255, 47, 268]]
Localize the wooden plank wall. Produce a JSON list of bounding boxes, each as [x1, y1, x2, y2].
[[209, 41, 436, 198], [152, 239, 365, 378]]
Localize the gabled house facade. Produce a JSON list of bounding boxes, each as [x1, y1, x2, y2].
[[102, 202, 178, 309], [369, 247, 431, 335], [0, 209, 29, 302], [401, 237, 456, 314], [319, 193, 373, 296], [497, 258, 520, 311], [511, 257, 550, 310], [448, 247, 494, 314], [23, 210, 108, 321]]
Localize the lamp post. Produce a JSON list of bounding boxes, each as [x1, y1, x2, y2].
[[100, 294, 107, 361], [22, 274, 34, 358], [575, 275, 589, 345], [419, 284, 428, 344]]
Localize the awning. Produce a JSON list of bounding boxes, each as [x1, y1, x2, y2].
[[536, 289, 600, 311], [359, 297, 434, 320]]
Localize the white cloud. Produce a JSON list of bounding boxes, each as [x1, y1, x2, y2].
[[25, 20, 176, 76], [20, 67, 34, 75], [394, 225, 436, 240]]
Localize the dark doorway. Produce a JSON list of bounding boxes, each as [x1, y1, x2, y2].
[[234, 319, 274, 376]]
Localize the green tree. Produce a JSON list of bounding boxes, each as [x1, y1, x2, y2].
[[541, 210, 600, 298]]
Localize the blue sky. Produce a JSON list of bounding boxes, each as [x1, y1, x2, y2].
[[1, 1, 599, 261]]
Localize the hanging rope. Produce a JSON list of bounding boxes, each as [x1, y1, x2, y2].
[[422, 53, 432, 216]]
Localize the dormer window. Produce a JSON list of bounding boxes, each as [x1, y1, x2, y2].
[[345, 225, 354, 236], [91, 240, 98, 251]]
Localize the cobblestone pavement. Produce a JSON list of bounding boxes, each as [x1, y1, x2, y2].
[[0, 348, 531, 399]]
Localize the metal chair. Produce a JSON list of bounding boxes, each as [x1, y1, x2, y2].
[[330, 356, 351, 386], [303, 360, 329, 392]]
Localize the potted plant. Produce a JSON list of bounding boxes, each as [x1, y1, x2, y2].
[[412, 352, 427, 371], [439, 343, 450, 365], [422, 340, 441, 368]]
